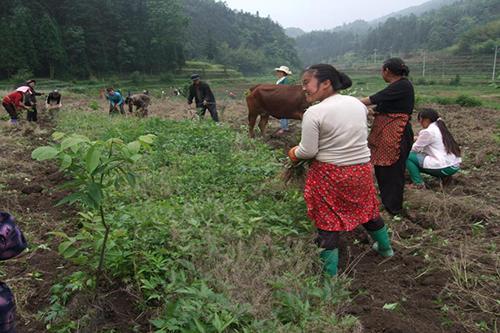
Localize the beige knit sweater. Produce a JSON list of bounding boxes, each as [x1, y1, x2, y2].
[[295, 94, 371, 166]]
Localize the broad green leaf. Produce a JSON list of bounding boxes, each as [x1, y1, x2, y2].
[[106, 138, 124, 145], [58, 240, 77, 257], [47, 231, 71, 240], [139, 134, 156, 145], [32, 146, 59, 161], [130, 154, 142, 162], [87, 182, 103, 206], [56, 192, 82, 206], [61, 246, 79, 259], [78, 212, 95, 221], [126, 172, 136, 186], [52, 132, 66, 140], [60, 136, 87, 151], [60, 154, 72, 170], [127, 141, 141, 154], [383, 302, 399, 311], [150, 319, 166, 329], [85, 145, 101, 174], [193, 319, 207, 333]]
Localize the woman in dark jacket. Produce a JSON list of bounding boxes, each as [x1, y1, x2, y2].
[[360, 58, 414, 215]]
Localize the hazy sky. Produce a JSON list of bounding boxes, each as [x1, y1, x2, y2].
[[220, 0, 430, 31]]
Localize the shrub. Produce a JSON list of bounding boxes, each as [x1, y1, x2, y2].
[[434, 96, 454, 105], [455, 95, 482, 107], [11, 68, 34, 83], [130, 71, 143, 84], [88, 101, 99, 111], [415, 78, 436, 86], [159, 72, 174, 83]]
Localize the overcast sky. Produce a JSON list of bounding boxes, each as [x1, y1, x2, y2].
[[220, 0, 430, 31]]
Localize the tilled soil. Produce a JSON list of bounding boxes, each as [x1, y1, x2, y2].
[[0, 104, 143, 332], [0, 113, 73, 332]]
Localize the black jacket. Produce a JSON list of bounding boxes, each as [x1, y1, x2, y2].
[[188, 81, 216, 107]]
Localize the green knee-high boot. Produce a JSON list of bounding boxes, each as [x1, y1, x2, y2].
[[368, 226, 394, 257], [320, 249, 339, 276]]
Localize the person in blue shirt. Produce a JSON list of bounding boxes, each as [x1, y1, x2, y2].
[[105, 87, 125, 115]]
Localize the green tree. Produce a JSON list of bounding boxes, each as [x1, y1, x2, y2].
[[36, 14, 67, 79], [64, 26, 89, 79]]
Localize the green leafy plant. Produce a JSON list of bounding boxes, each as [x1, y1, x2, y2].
[[88, 100, 99, 111], [32, 132, 156, 286], [455, 95, 482, 107]]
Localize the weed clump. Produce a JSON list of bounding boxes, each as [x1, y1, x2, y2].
[[455, 95, 482, 107]]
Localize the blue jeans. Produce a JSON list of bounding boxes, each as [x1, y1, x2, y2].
[[280, 118, 289, 130]]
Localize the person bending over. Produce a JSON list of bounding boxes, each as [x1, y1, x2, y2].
[[187, 74, 219, 122]]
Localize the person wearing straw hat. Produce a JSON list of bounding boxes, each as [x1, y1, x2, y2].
[[273, 65, 292, 136]]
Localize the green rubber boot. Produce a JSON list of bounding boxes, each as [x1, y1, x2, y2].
[[319, 249, 339, 276], [368, 226, 394, 257]]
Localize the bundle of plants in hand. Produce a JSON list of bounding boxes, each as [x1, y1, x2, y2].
[[282, 159, 310, 184]]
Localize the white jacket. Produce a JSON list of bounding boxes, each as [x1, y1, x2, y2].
[[412, 122, 461, 169]]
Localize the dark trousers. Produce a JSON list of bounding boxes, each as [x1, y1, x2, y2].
[[198, 104, 219, 122], [2, 103, 17, 120], [109, 104, 125, 115], [316, 217, 385, 250], [374, 123, 413, 215], [27, 106, 37, 122]]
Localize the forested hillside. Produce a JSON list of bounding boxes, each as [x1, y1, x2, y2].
[[182, 0, 300, 74], [296, 0, 500, 65], [0, 0, 300, 79]]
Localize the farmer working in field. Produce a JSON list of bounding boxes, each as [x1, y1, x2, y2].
[[17, 79, 43, 122], [288, 64, 393, 277], [406, 108, 461, 189], [125, 92, 151, 118], [45, 89, 62, 119], [273, 65, 292, 137], [2, 90, 30, 125], [360, 58, 415, 216], [0, 212, 28, 333], [187, 74, 219, 122], [104, 87, 125, 115]]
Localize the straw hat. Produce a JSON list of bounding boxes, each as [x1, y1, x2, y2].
[[274, 66, 292, 75]]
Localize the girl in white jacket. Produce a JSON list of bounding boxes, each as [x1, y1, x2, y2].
[[406, 108, 461, 188]]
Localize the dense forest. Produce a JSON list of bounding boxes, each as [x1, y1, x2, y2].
[[295, 0, 500, 65], [0, 0, 300, 79]]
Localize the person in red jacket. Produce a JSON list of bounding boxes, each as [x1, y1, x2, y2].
[[2, 91, 30, 125]]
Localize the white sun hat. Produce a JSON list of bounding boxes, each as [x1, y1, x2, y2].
[[274, 66, 292, 75]]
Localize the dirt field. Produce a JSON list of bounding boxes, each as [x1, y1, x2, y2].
[[1, 94, 498, 332]]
